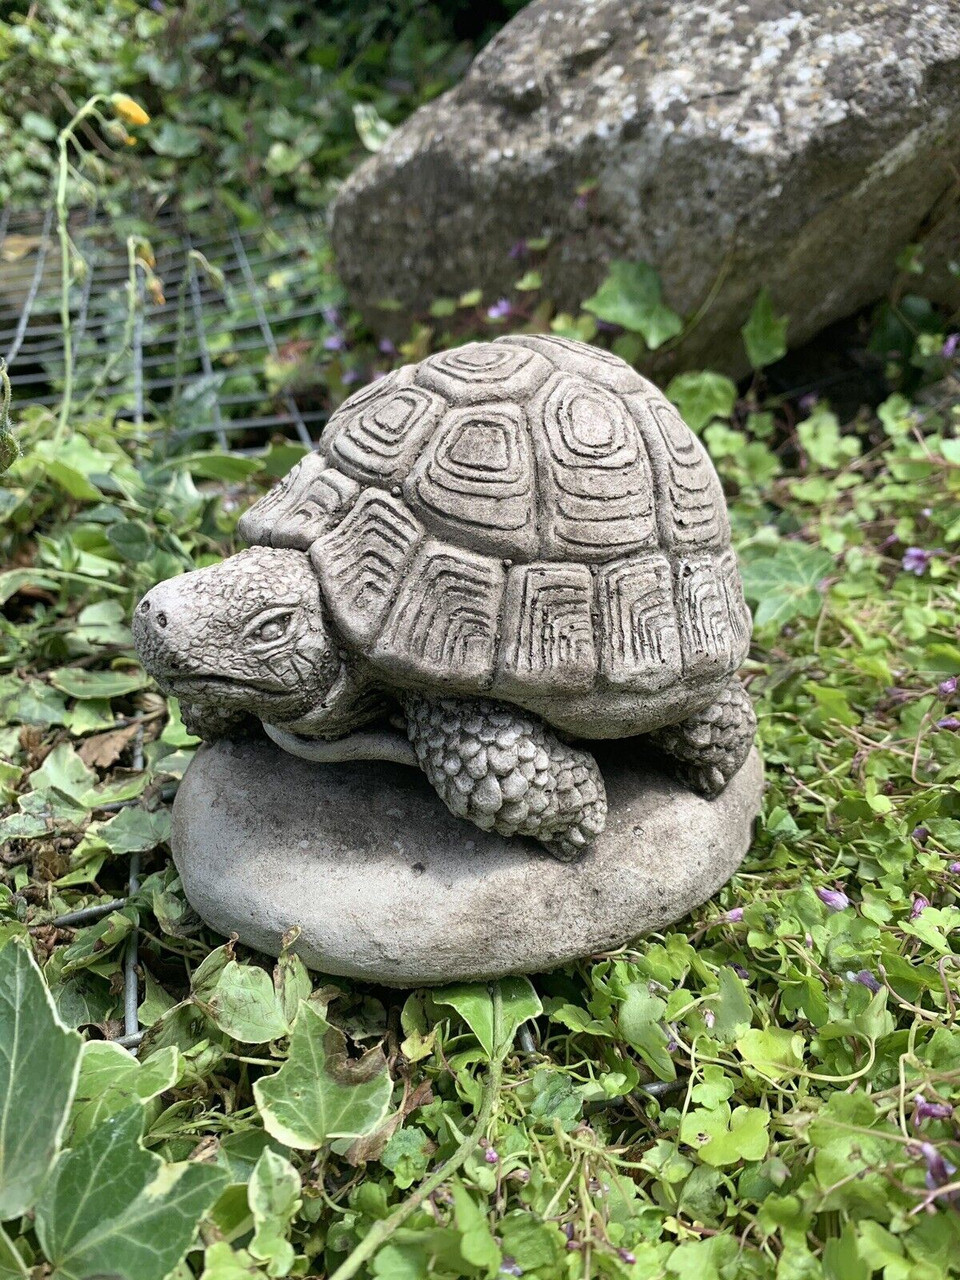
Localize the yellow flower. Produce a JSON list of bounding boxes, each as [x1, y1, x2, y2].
[[111, 94, 150, 127]]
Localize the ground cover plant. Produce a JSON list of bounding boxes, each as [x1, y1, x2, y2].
[[1, 3, 960, 1278]]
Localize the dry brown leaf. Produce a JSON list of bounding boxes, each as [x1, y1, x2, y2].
[[77, 722, 140, 769]]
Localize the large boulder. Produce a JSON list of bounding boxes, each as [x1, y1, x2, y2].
[[331, 0, 960, 375]]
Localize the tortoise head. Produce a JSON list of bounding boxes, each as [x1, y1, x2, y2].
[[133, 546, 363, 740]]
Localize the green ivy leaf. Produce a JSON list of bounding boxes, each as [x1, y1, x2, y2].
[[0, 942, 83, 1220], [248, 1150, 301, 1278], [666, 371, 737, 433], [192, 948, 290, 1045], [69, 1042, 180, 1142], [739, 540, 835, 629], [583, 261, 683, 349], [35, 1106, 226, 1280], [0, 1226, 28, 1278], [741, 288, 788, 369], [253, 1003, 392, 1150]]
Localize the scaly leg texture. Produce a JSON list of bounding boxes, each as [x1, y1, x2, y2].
[[402, 694, 607, 861], [651, 677, 756, 798]]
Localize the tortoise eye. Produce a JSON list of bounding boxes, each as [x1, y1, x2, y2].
[[252, 612, 292, 644]]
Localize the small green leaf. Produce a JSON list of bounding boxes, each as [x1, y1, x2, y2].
[[0, 942, 83, 1219], [193, 948, 289, 1045], [380, 1127, 432, 1190], [741, 288, 788, 369], [433, 976, 540, 1059], [248, 1150, 301, 1278], [583, 260, 683, 349], [618, 984, 676, 1081], [666, 371, 737, 433], [352, 103, 393, 152], [451, 1182, 501, 1275], [679, 1103, 770, 1166], [35, 1106, 226, 1280], [106, 520, 153, 563], [48, 668, 148, 700], [253, 1003, 392, 1150], [736, 1027, 804, 1080]]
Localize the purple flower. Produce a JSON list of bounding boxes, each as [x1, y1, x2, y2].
[[321, 305, 341, 326], [902, 546, 932, 575], [508, 239, 529, 261], [573, 193, 589, 211], [817, 886, 850, 912], [323, 334, 346, 352], [911, 895, 930, 919], [937, 717, 960, 731], [939, 676, 958, 698], [854, 969, 881, 993], [487, 298, 512, 321], [500, 1258, 523, 1277], [799, 392, 819, 413], [732, 963, 750, 979], [950, 862, 960, 874], [913, 827, 929, 845], [725, 907, 744, 923], [703, 1008, 716, 1030], [341, 369, 361, 385], [942, 332, 959, 359], [618, 1250, 637, 1265], [484, 1147, 499, 1165], [920, 1141, 957, 1191], [378, 337, 396, 356], [914, 1095, 954, 1126]]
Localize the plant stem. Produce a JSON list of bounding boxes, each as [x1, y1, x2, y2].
[[328, 984, 505, 1280], [54, 95, 105, 449]]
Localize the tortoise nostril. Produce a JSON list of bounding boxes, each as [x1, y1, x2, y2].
[[140, 600, 150, 613], [156, 611, 168, 628]]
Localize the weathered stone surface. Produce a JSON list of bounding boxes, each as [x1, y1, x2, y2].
[[331, 0, 960, 374], [135, 339, 757, 860], [171, 737, 763, 986]]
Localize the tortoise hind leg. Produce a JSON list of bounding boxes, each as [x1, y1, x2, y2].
[[401, 694, 607, 861], [651, 677, 756, 798]]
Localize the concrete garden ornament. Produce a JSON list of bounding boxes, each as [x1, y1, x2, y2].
[[134, 337, 762, 982]]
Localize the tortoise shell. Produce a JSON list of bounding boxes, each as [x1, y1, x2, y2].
[[239, 336, 750, 714]]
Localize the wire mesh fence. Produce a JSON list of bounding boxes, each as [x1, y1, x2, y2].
[[0, 205, 335, 450]]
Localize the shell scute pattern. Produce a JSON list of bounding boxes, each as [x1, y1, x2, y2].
[[596, 554, 683, 692], [413, 341, 553, 405], [402, 401, 538, 560], [250, 339, 750, 714], [633, 396, 730, 552], [496, 562, 597, 695], [322, 372, 444, 485], [312, 489, 423, 648], [372, 540, 505, 686], [531, 371, 657, 561]]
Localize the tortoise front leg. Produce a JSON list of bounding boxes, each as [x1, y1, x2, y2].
[[401, 694, 607, 861], [650, 676, 756, 798]]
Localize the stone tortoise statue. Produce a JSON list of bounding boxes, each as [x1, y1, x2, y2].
[[133, 336, 756, 860]]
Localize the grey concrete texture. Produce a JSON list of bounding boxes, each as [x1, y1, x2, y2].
[[331, 0, 960, 376], [134, 338, 758, 858], [171, 737, 764, 986]]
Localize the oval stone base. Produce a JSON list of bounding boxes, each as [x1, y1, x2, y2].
[[171, 738, 763, 986]]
